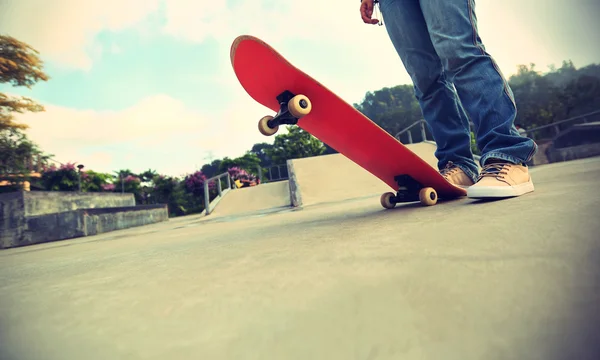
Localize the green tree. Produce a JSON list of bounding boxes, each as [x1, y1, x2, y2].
[[200, 159, 222, 178], [249, 142, 274, 167], [139, 169, 158, 183], [40, 163, 79, 191], [264, 126, 326, 164], [150, 175, 190, 216], [0, 35, 49, 132], [219, 152, 262, 175], [0, 128, 49, 175], [81, 170, 114, 192], [353, 85, 423, 136]]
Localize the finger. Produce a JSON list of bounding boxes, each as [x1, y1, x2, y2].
[[360, 3, 374, 23]]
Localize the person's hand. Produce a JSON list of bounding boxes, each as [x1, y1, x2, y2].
[[360, 0, 379, 25]]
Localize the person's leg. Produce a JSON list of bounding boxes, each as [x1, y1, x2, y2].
[[378, 0, 478, 186], [419, 0, 537, 197]]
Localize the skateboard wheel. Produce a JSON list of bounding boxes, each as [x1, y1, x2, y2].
[[258, 115, 278, 136], [419, 187, 437, 206], [380, 192, 396, 209], [288, 95, 312, 118]]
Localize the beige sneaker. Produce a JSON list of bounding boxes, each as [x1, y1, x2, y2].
[[440, 162, 475, 189], [467, 161, 534, 199]]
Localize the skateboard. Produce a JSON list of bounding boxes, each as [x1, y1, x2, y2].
[[230, 35, 467, 207]]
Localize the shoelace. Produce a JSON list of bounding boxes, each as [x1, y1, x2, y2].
[[478, 163, 511, 180], [440, 162, 459, 179]]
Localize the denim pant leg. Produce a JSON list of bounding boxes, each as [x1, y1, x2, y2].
[[379, 0, 479, 182], [419, 0, 538, 166]]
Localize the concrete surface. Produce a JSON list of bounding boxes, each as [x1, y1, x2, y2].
[[1, 157, 599, 360]]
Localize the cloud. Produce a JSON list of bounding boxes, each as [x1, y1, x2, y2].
[[22, 94, 204, 145], [1, 0, 564, 76], [0, 0, 160, 70], [15, 94, 208, 174], [13, 92, 289, 176]]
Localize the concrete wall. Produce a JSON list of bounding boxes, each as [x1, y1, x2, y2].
[[0, 192, 26, 247], [0, 191, 168, 249], [2, 204, 168, 249], [546, 143, 600, 163], [84, 205, 168, 236], [24, 211, 86, 247], [23, 191, 135, 216]]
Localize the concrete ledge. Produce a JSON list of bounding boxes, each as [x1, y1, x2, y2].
[[23, 191, 135, 216], [2, 204, 169, 249], [83, 204, 169, 236], [547, 143, 600, 163]]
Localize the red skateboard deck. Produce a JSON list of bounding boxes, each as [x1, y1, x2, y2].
[[230, 35, 467, 207]]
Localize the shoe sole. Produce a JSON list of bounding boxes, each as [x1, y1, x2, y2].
[[467, 181, 535, 199]]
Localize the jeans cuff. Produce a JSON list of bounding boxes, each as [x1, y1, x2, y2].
[[480, 152, 527, 166]]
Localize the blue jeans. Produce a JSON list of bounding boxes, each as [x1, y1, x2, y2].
[[378, 0, 537, 182]]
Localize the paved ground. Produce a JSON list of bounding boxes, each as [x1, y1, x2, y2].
[[1, 157, 599, 360]]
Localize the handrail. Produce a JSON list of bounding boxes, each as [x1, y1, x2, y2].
[[394, 109, 600, 143], [522, 109, 600, 135], [394, 119, 427, 139], [203, 171, 232, 215]]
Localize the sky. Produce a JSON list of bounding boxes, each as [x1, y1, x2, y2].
[[1, 0, 599, 177]]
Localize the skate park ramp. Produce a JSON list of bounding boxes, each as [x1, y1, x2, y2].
[[206, 142, 440, 218], [289, 142, 440, 207], [207, 180, 291, 218]]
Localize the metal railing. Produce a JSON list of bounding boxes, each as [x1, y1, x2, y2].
[[203, 171, 232, 215], [261, 164, 288, 182], [394, 119, 431, 143], [521, 110, 600, 142], [395, 110, 600, 145]]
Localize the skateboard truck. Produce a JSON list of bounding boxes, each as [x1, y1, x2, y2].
[[258, 90, 312, 136], [380, 174, 438, 208]]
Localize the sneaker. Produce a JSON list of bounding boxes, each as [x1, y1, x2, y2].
[[440, 161, 475, 189], [467, 160, 534, 199]]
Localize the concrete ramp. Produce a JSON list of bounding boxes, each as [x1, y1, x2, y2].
[[207, 180, 291, 217], [289, 142, 439, 207]]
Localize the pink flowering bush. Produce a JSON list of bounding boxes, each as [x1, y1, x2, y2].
[[40, 162, 80, 191], [184, 171, 217, 196], [101, 183, 116, 191], [40, 162, 116, 192], [227, 166, 259, 185], [124, 175, 140, 183]]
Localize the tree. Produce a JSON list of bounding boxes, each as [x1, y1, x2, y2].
[[218, 152, 262, 175], [200, 159, 222, 178], [249, 142, 274, 167], [353, 85, 422, 136], [0, 127, 50, 175], [264, 126, 326, 164], [0, 35, 50, 132], [139, 169, 158, 183]]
